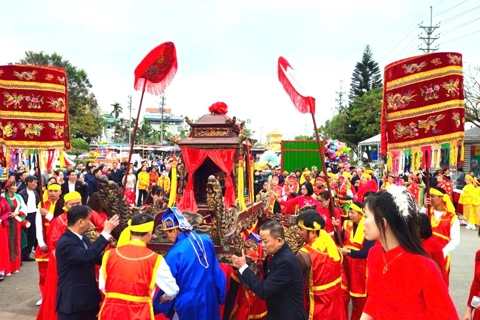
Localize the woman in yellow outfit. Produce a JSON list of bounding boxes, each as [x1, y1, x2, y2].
[[136, 165, 150, 207], [460, 175, 478, 230]]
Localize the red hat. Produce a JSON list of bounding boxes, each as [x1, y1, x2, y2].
[[4, 176, 15, 191]]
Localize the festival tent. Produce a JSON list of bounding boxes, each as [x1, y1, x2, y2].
[[357, 134, 381, 162]]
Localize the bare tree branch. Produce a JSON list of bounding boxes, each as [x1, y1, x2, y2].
[[464, 65, 480, 128]]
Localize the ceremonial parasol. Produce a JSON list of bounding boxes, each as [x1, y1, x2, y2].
[[122, 42, 178, 194]]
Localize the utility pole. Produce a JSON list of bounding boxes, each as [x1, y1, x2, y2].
[[419, 6, 440, 53], [335, 80, 347, 114], [127, 95, 133, 144], [159, 94, 166, 145]]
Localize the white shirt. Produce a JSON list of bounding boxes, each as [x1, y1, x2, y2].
[[98, 248, 179, 300], [26, 189, 37, 213], [68, 181, 76, 193], [420, 208, 460, 257], [35, 208, 54, 248]]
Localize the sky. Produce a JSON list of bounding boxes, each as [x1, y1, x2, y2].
[[1, 0, 479, 142]]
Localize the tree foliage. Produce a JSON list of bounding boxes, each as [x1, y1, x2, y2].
[[19, 51, 103, 141], [464, 65, 480, 128], [294, 134, 314, 140], [349, 45, 382, 103]]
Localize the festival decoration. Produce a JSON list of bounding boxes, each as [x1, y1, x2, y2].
[[324, 139, 351, 163], [381, 52, 465, 173], [0, 65, 70, 150], [123, 41, 178, 195]]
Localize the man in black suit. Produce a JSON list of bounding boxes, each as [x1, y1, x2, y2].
[[62, 170, 88, 205], [18, 175, 40, 261], [232, 220, 307, 320], [56, 205, 119, 320]]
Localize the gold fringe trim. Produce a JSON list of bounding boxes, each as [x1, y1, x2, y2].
[[388, 132, 464, 151], [386, 66, 462, 90], [0, 80, 65, 92], [388, 100, 464, 121], [0, 140, 65, 149], [1, 110, 65, 121]]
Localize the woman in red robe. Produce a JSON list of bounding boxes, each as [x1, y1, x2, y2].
[[464, 250, 480, 320], [406, 174, 420, 203], [0, 195, 11, 281], [277, 181, 320, 214], [361, 186, 457, 320], [2, 179, 28, 275]]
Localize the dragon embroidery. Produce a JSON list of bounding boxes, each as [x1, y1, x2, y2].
[[47, 97, 66, 112], [19, 122, 44, 138], [393, 122, 418, 139], [431, 58, 442, 66], [13, 70, 37, 81], [418, 114, 445, 133], [45, 74, 54, 81], [387, 91, 416, 110], [402, 62, 427, 74]]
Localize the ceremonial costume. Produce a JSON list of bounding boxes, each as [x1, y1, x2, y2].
[[35, 184, 62, 297], [421, 237, 447, 285], [356, 173, 377, 203], [0, 196, 11, 278], [317, 205, 342, 235], [283, 174, 300, 215], [425, 188, 460, 286], [268, 176, 284, 214], [406, 176, 420, 202], [296, 221, 346, 320], [157, 173, 171, 194], [466, 250, 480, 320], [437, 175, 453, 202], [363, 245, 457, 320], [2, 190, 27, 274], [155, 208, 226, 320], [280, 196, 320, 214], [460, 176, 478, 229], [338, 203, 374, 320], [99, 219, 178, 320]]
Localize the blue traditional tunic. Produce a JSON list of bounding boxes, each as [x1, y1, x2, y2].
[[154, 231, 226, 319]]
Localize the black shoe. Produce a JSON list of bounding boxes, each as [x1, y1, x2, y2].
[[22, 257, 35, 262]]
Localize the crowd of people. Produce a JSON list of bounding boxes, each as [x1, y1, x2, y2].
[[0, 158, 479, 319]]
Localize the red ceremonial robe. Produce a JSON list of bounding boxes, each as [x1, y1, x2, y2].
[[363, 245, 457, 320], [299, 237, 346, 320], [0, 197, 11, 274], [467, 250, 480, 320], [421, 237, 447, 285]]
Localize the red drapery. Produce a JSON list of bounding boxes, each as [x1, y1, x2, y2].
[[177, 147, 236, 213]]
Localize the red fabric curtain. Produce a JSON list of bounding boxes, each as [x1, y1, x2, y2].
[[177, 147, 236, 212], [208, 149, 236, 208], [177, 147, 209, 213]]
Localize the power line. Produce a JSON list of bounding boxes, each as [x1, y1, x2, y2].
[[394, 37, 420, 60], [440, 4, 480, 24], [442, 17, 480, 35], [434, 0, 469, 16], [440, 29, 480, 44]]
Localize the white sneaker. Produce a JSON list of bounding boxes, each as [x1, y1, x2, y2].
[[5, 273, 11, 277], [473, 225, 477, 230], [36, 299, 42, 306], [466, 224, 472, 230]]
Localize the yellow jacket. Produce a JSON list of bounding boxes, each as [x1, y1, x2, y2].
[[137, 172, 150, 190], [157, 175, 171, 193]]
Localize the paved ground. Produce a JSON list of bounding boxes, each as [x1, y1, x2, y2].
[[0, 226, 478, 319]]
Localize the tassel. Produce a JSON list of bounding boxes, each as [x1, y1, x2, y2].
[[168, 159, 178, 207], [237, 156, 247, 211], [387, 152, 393, 173]]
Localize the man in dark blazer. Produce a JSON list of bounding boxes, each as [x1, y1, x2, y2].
[[232, 220, 307, 320], [55, 205, 119, 320], [61, 170, 88, 205]]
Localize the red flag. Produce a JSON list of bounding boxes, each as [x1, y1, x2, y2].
[[277, 56, 315, 114]]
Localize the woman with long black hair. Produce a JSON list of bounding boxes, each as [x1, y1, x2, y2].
[[360, 186, 457, 320]]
